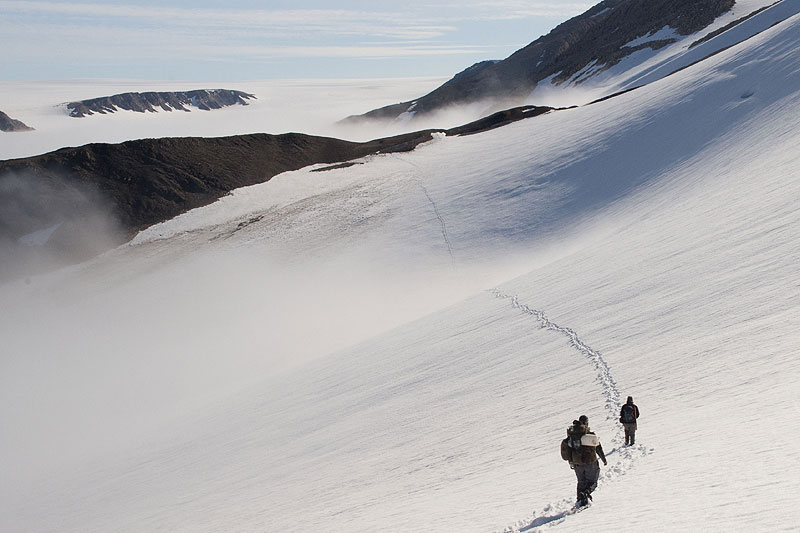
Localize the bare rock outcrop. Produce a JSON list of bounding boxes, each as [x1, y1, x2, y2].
[[0, 103, 557, 280], [0, 111, 34, 132], [348, 0, 735, 123], [66, 89, 256, 117]]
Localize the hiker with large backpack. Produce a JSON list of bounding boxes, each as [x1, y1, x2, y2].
[[560, 415, 607, 507], [619, 396, 640, 445]]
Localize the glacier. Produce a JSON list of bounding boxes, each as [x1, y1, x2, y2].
[[2, 7, 800, 533]]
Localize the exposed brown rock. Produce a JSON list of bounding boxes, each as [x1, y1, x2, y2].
[[0, 111, 34, 132], [689, 1, 780, 48], [347, 0, 734, 123], [0, 103, 557, 281], [0, 131, 428, 240], [66, 89, 256, 117]]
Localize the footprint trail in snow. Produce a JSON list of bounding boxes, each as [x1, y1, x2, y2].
[[492, 290, 653, 531]]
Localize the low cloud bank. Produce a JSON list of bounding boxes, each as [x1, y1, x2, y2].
[[0, 171, 123, 282]]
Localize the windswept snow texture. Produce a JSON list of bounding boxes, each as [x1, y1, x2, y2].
[[612, 0, 800, 90], [530, 0, 796, 105], [3, 10, 800, 533]]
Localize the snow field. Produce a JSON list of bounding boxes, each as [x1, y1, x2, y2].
[[2, 7, 800, 533], [4, 295, 609, 532], [497, 33, 800, 526], [529, 0, 790, 106]]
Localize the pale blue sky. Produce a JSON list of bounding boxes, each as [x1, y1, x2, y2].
[[1, 1, 592, 81]]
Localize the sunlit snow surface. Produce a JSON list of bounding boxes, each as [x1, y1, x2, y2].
[[3, 8, 800, 533], [528, 0, 795, 107]]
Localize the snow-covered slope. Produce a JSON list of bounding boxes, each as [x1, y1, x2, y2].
[[3, 9, 800, 533], [531, 0, 800, 106], [593, 0, 800, 93], [350, 0, 794, 121]]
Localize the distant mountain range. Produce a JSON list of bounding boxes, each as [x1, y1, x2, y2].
[[347, 0, 737, 122], [66, 89, 255, 117], [0, 110, 34, 132], [2, 0, 791, 280], [0, 105, 557, 279]]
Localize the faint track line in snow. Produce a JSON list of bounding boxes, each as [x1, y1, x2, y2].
[[391, 153, 456, 268], [492, 290, 652, 532], [420, 183, 456, 267]]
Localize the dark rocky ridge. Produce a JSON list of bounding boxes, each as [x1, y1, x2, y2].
[[66, 89, 255, 117], [689, 1, 779, 48], [0, 104, 555, 280], [0, 132, 432, 243], [348, 0, 734, 122], [0, 110, 34, 132]]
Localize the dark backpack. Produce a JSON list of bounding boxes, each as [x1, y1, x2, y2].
[[567, 424, 585, 450], [560, 438, 571, 461], [560, 424, 585, 461], [620, 404, 636, 423]]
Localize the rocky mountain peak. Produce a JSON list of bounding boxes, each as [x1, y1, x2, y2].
[[0, 110, 34, 132], [348, 0, 735, 122]]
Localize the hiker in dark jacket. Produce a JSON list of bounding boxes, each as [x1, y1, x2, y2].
[[561, 415, 607, 507], [619, 396, 640, 445]]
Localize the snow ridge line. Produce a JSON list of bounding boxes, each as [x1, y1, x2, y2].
[[492, 290, 621, 417], [491, 290, 651, 532]]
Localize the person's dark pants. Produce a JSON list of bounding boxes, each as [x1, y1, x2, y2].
[[623, 422, 637, 445], [574, 461, 600, 501]]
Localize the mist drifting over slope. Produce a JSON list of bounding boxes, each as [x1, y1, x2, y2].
[[0, 77, 447, 160], [3, 4, 800, 533]]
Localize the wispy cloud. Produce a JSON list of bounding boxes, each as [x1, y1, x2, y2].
[[422, 0, 593, 20], [0, 20, 490, 65], [1, 1, 455, 40], [0, 0, 588, 79], [0, 1, 496, 63], [206, 45, 489, 60]]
